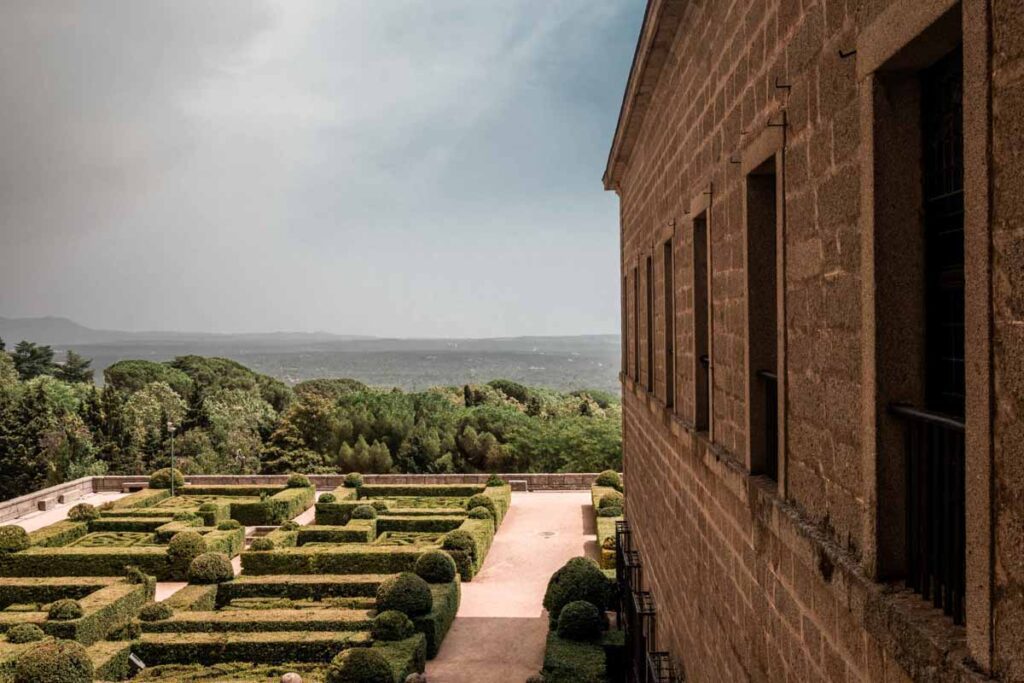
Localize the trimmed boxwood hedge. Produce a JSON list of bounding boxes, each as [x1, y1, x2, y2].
[[41, 581, 151, 645], [133, 630, 372, 666], [325, 647, 393, 683], [162, 584, 218, 612], [376, 515, 464, 534], [543, 557, 609, 627], [149, 468, 185, 490], [296, 522, 375, 546], [27, 521, 87, 548], [241, 545, 425, 576], [593, 470, 622, 491], [411, 579, 460, 659], [542, 631, 608, 683], [414, 550, 457, 584], [372, 610, 415, 641], [358, 484, 484, 498], [376, 572, 432, 616], [47, 599, 83, 620], [13, 638, 93, 683], [66, 504, 99, 522], [137, 606, 374, 634], [6, 624, 43, 643], [230, 486, 315, 526], [187, 553, 234, 584], [219, 575, 385, 603], [0, 526, 30, 553], [557, 600, 603, 641]]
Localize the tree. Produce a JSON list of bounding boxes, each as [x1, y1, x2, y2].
[[104, 360, 193, 398], [12, 341, 56, 380], [55, 351, 93, 384]]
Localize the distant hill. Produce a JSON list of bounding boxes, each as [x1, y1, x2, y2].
[[0, 317, 622, 392], [0, 316, 375, 347]]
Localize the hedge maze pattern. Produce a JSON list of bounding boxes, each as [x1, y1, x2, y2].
[[0, 474, 512, 681]]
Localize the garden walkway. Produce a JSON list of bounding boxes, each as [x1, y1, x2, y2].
[[426, 490, 598, 683]]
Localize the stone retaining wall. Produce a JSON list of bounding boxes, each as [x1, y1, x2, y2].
[[0, 473, 602, 522], [0, 477, 95, 523], [91, 473, 600, 492]]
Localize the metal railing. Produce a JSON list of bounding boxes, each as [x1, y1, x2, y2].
[[615, 520, 681, 683], [890, 403, 966, 624], [756, 370, 778, 480]]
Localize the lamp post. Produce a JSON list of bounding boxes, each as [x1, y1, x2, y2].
[[168, 421, 176, 497]]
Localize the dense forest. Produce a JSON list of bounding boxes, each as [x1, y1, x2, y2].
[[0, 339, 621, 501]]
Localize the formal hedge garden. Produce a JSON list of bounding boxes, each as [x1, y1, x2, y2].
[[0, 472, 517, 680]]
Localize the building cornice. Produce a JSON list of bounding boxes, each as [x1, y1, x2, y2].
[[602, 0, 689, 192]]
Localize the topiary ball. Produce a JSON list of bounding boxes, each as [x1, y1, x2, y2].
[[350, 505, 377, 520], [556, 600, 603, 641], [0, 525, 29, 553], [370, 500, 389, 512], [594, 470, 622, 491], [14, 639, 93, 683], [217, 520, 242, 531], [198, 502, 219, 513], [543, 557, 609, 626], [67, 503, 99, 522], [287, 473, 312, 488], [149, 467, 185, 490], [598, 491, 624, 510], [325, 647, 392, 683], [371, 609, 415, 641], [138, 602, 173, 621], [167, 531, 206, 570], [376, 572, 433, 616], [597, 506, 622, 518], [6, 624, 44, 644], [250, 537, 275, 551], [188, 552, 234, 584], [468, 506, 493, 520], [343, 472, 364, 488], [441, 529, 477, 562], [486, 473, 506, 487], [318, 492, 337, 504], [280, 520, 300, 531], [466, 494, 496, 517], [47, 598, 83, 621], [414, 550, 457, 584], [124, 565, 149, 584]]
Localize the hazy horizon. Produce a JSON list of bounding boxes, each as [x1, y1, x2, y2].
[[0, 2, 643, 338]]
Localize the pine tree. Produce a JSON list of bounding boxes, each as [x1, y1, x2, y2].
[[54, 350, 93, 384]]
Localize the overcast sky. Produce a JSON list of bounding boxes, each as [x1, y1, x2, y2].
[[0, 1, 641, 338]]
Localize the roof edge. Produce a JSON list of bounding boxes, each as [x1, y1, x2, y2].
[[602, 0, 688, 191]]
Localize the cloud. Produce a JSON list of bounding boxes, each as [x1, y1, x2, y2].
[[0, 0, 642, 337]]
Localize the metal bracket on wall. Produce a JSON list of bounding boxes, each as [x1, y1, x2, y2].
[[774, 75, 791, 91], [767, 111, 789, 128], [839, 48, 857, 59]]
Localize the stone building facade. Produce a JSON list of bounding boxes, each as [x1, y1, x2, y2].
[[604, 0, 1023, 680]]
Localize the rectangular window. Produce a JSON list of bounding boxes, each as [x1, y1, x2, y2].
[[663, 239, 675, 409], [646, 255, 654, 390], [746, 158, 779, 480], [633, 266, 639, 381], [693, 212, 710, 432], [622, 275, 628, 379], [922, 48, 966, 420], [900, 45, 966, 623]]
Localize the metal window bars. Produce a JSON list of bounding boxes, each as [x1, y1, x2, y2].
[[615, 520, 682, 683], [890, 403, 966, 624]]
